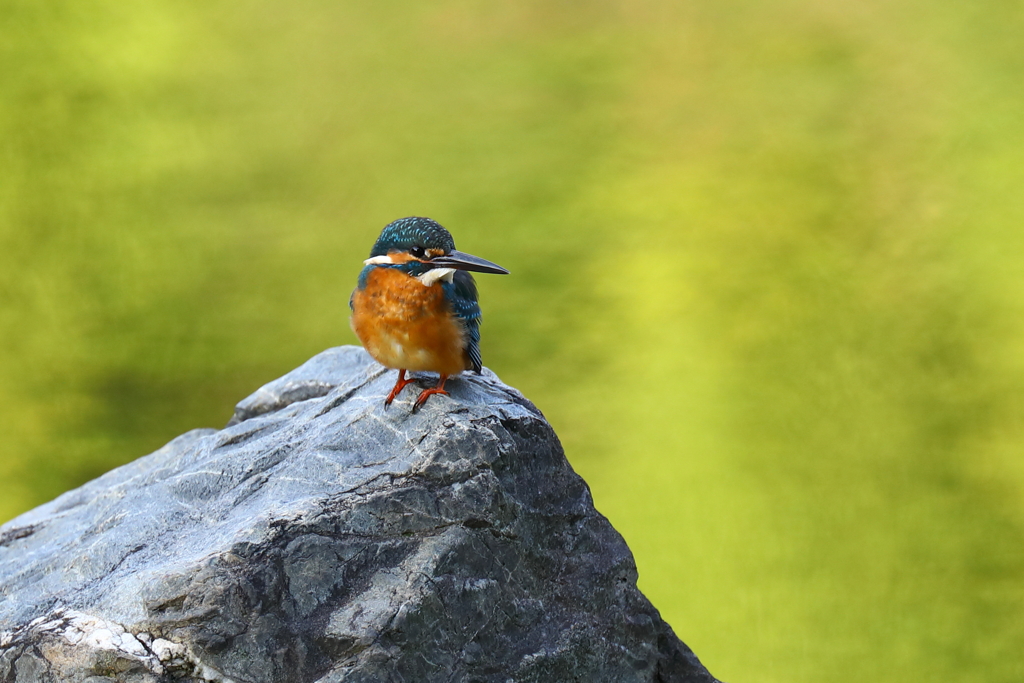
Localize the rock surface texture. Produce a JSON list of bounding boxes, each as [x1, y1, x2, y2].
[[0, 347, 719, 683]]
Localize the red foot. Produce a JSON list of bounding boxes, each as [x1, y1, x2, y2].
[[384, 369, 416, 408], [412, 375, 449, 412]]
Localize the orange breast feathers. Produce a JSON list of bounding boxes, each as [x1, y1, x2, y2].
[[350, 266, 473, 376]]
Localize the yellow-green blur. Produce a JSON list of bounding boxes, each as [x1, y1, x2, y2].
[[1, 2, 1022, 681]]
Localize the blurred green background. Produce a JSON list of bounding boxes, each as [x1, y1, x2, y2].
[[2, 1, 1023, 681]]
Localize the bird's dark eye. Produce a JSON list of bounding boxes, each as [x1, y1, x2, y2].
[[410, 246, 426, 259]]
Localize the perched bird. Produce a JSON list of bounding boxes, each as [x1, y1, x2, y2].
[[350, 217, 509, 410]]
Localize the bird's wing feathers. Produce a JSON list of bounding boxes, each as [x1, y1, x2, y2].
[[350, 264, 376, 311], [445, 270, 484, 373]]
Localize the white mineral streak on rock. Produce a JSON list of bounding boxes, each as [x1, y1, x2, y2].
[[64, 611, 145, 656], [54, 611, 166, 674], [0, 608, 236, 683], [152, 636, 189, 669]]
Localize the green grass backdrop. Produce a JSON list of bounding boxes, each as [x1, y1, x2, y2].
[[2, 1, 1023, 681]]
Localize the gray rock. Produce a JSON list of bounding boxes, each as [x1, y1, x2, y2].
[[0, 347, 719, 683]]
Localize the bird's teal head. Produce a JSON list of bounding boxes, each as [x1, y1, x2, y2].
[[370, 216, 455, 259], [361, 217, 509, 286]]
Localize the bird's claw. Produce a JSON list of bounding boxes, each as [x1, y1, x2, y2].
[[411, 388, 449, 413], [384, 370, 415, 409]]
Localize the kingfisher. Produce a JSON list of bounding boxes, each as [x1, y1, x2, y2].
[[350, 217, 509, 411]]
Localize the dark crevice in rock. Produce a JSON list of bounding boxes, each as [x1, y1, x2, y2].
[[0, 525, 40, 549]]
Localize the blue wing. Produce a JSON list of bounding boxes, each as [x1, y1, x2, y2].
[[444, 270, 483, 373], [350, 265, 375, 311]]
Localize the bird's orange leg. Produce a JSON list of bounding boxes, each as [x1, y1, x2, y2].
[[413, 374, 449, 411], [384, 369, 417, 407]]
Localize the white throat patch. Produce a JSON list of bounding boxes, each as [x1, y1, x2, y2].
[[417, 268, 457, 286]]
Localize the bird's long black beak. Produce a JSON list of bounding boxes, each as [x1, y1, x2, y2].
[[431, 249, 509, 275]]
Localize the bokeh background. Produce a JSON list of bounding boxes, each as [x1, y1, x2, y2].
[[3, 1, 1023, 681]]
